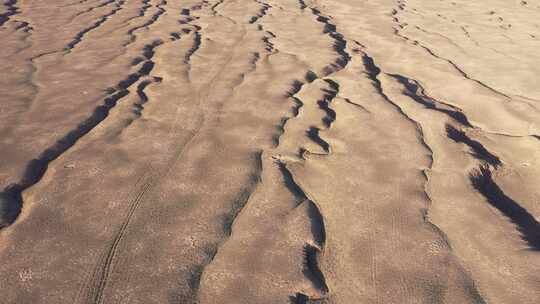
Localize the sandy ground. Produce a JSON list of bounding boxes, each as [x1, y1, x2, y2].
[[0, 0, 539, 303]]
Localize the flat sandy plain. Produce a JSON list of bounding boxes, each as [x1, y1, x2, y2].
[[0, 0, 539, 303]]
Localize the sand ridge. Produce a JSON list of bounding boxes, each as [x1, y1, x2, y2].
[[0, 0, 539, 303]]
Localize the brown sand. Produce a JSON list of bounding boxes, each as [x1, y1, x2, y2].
[[0, 0, 539, 303]]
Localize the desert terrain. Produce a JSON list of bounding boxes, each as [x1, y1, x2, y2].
[[0, 0, 539, 303]]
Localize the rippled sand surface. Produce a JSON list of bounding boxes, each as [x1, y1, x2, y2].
[[1, 0, 539, 303]]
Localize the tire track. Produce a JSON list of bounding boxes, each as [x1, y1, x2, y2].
[[0, 59, 148, 229], [83, 173, 155, 304], [82, 3, 238, 301], [79, 34, 176, 302], [0, 7, 173, 230]]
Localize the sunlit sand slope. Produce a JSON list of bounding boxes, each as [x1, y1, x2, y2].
[[0, 0, 539, 303]]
